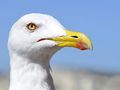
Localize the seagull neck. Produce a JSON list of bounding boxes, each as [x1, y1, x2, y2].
[[9, 53, 55, 90]]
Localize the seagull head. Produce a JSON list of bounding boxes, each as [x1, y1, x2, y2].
[[8, 13, 93, 59]]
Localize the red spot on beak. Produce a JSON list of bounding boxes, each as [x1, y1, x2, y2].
[[76, 42, 88, 50]]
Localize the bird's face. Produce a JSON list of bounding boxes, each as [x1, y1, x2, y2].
[[8, 13, 92, 58]]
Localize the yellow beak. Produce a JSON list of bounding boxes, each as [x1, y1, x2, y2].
[[49, 30, 93, 50]]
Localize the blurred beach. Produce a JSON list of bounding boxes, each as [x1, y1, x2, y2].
[[1, 68, 120, 90]]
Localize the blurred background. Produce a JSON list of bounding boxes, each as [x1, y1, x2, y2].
[[0, 0, 120, 90]]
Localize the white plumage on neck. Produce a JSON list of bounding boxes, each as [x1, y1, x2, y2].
[[9, 53, 55, 90]]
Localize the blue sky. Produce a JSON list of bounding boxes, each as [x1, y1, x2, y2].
[[0, 0, 120, 73]]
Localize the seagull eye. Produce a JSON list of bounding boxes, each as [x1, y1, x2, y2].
[[26, 23, 37, 31]]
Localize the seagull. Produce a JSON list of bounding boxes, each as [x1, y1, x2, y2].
[[8, 13, 92, 90]]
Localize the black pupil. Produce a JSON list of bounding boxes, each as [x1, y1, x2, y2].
[[31, 24, 34, 28]]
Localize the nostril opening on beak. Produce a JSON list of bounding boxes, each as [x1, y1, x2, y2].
[[71, 36, 78, 38]]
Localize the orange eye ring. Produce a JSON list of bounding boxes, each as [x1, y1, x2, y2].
[[26, 23, 37, 31]]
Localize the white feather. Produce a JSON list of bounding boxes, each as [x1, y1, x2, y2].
[[8, 13, 66, 90]]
